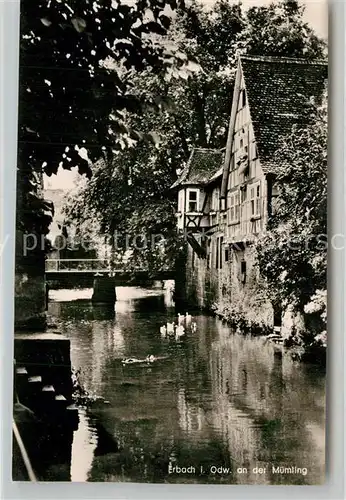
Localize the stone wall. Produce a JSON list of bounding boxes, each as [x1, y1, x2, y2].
[[184, 239, 274, 332], [14, 333, 73, 401], [184, 244, 218, 310], [183, 237, 324, 343], [15, 230, 47, 330]]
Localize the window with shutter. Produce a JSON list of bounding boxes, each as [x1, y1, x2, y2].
[[241, 89, 246, 108], [240, 260, 246, 283], [228, 190, 240, 224], [250, 141, 257, 160], [250, 182, 261, 217], [211, 188, 219, 211], [225, 248, 229, 262], [219, 236, 223, 269], [207, 239, 211, 269]]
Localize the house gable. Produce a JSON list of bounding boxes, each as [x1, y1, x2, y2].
[[222, 55, 328, 244], [172, 148, 223, 232], [224, 59, 265, 243]]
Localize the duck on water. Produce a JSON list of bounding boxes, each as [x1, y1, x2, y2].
[[121, 354, 168, 365]]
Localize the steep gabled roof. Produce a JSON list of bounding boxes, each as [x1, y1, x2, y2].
[[240, 55, 328, 173], [170, 148, 223, 189]]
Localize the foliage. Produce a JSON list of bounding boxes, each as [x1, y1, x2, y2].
[[169, 0, 326, 149], [304, 289, 327, 325], [236, 0, 326, 58], [166, 0, 326, 150], [64, 0, 326, 271], [255, 97, 327, 315], [18, 0, 194, 234], [63, 155, 186, 273]]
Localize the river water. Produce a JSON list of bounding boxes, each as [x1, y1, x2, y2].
[[45, 284, 325, 485]]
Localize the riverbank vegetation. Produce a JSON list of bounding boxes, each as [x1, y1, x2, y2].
[[213, 98, 328, 364], [255, 97, 327, 363]]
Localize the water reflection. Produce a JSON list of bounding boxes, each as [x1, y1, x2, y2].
[[46, 286, 325, 484], [70, 409, 97, 482]]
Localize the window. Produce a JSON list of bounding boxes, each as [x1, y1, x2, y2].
[[240, 185, 247, 203], [229, 190, 240, 224], [214, 236, 224, 269], [250, 182, 261, 217], [220, 236, 223, 270], [250, 141, 258, 160], [211, 188, 219, 211], [178, 190, 184, 212], [230, 169, 236, 189], [240, 260, 246, 284], [207, 239, 211, 269], [224, 248, 229, 263], [216, 238, 219, 269], [241, 90, 246, 108], [256, 185, 260, 214], [187, 189, 199, 212]]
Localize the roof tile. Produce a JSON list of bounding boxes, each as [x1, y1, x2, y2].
[[240, 55, 328, 173], [170, 148, 223, 188]]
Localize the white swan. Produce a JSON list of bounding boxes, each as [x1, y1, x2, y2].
[[177, 313, 184, 325], [160, 325, 167, 337], [167, 322, 175, 335], [185, 312, 192, 325], [191, 322, 197, 332]]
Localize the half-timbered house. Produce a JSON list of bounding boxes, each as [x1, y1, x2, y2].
[[172, 55, 327, 329]]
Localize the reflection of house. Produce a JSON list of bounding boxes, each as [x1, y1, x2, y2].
[[171, 55, 328, 329], [177, 387, 205, 433], [208, 334, 325, 484]]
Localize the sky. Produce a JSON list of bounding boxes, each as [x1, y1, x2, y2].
[[303, 1, 327, 39], [44, 0, 327, 191], [225, 0, 328, 39]]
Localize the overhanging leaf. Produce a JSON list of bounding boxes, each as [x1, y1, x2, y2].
[[40, 18, 52, 27], [71, 17, 87, 33]]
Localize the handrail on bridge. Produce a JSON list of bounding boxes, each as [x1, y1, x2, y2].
[[46, 259, 112, 262], [45, 258, 174, 274], [45, 258, 114, 273]]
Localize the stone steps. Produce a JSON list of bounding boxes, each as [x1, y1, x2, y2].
[[14, 365, 78, 430]]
